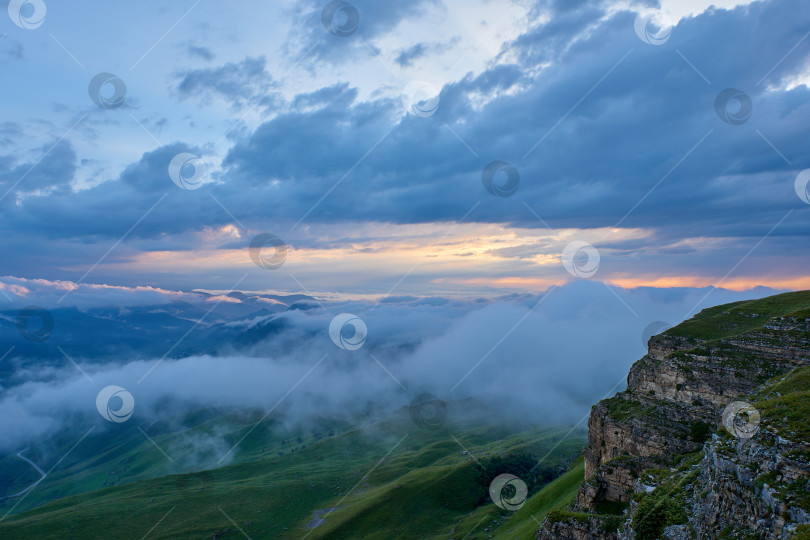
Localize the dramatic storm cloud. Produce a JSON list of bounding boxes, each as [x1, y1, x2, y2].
[[0, 0, 807, 295]]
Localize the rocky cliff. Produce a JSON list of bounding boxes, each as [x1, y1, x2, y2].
[[537, 291, 810, 540]]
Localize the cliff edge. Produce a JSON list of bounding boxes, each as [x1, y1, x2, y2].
[[537, 291, 810, 540]]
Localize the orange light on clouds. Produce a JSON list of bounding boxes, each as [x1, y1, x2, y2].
[[432, 276, 563, 292], [114, 223, 644, 271], [79, 222, 805, 296], [605, 275, 810, 292]]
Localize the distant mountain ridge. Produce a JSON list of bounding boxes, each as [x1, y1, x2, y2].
[[0, 292, 313, 386]]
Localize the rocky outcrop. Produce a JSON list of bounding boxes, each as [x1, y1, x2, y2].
[[580, 317, 810, 512], [582, 392, 710, 480], [627, 320, 810, 413], [689, 431, 810, 538], [536, 513, 623, 540], [537, 294, 810, 539]]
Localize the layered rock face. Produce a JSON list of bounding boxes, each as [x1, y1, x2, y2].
[[537, 293, 810, 539], [581, 318, 810, 509], [628, 322, 810, 412], [536, 514, 621, 540], [692, 432, 810, 538]]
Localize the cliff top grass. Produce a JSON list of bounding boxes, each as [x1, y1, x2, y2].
[[665, 290, 810, 341], [755, 365, 810, 443], [603, 395, 655, 421]]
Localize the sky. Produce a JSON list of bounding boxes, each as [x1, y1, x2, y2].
[[1, 0, 809, 303]]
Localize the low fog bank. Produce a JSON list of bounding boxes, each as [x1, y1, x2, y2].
[[0, 282, 780, 451]]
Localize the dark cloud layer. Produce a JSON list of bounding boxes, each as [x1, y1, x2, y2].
[[0, 0, 808, 286], [176, 56, 276, 110]]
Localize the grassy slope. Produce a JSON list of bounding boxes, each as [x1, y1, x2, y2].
[[0, 410, 355, 517], [755, 365, 810, 442], [666, 290, 810, 341], [309, 456, 587, 540], [491, 456, 585, 539], [0, 416, 585, 540]]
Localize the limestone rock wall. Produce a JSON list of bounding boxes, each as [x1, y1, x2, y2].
[[535, 514, 623, 540], [537, 313, 810, 539], [688, 432, 810, 539]]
